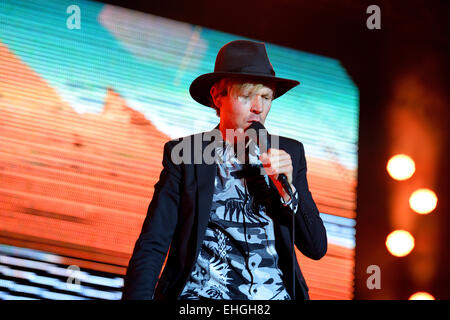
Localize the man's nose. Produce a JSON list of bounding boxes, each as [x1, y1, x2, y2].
[[250, 96, 263, 113]]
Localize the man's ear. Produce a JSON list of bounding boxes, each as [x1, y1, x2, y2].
[[210, 86, 222, 108]]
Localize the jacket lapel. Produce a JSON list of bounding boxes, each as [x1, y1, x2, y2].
[[194, 125, 220, 253]]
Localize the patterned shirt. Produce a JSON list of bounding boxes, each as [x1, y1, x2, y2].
[[179, 139, 299, 300]]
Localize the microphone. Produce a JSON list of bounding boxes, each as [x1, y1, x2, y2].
[[246, 121, 293, 199]]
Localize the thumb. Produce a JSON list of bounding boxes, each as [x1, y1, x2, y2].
[[260, 152, 268, 162]]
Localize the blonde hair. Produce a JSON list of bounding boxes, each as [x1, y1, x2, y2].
[[209, 78, 275, 117]]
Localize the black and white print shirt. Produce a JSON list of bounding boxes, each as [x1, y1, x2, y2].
[[179, 140, 299, 300]]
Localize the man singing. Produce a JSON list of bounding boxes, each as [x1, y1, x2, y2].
[[122, 40, 327, 300]]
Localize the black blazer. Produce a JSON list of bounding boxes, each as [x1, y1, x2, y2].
[[122, 127, 327, 300]]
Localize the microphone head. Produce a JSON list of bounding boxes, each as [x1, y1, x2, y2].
[[247, 121, 266, 132], [245, 121, 270, 152]]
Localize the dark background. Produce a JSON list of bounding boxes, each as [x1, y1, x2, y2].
[[99, 0, 449, 299]]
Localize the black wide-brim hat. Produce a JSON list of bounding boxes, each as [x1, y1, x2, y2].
[[190, 40, 300, 107]]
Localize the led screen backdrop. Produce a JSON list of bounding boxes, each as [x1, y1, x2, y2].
[[0, 0, 359, 300]]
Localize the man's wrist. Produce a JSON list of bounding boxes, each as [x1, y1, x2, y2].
[[280, 185, 298, 209], [280, 183, 295, 201]]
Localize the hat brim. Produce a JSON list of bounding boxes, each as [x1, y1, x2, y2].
[[189, 72, 300, 107]]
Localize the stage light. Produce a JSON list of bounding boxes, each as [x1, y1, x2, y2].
[[386, 154, 415, 181], [409, 292, 435, 300], [409, 188, 438, 214], [385, 230, 415, 257]]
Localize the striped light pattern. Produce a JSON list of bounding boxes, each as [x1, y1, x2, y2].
[[0, 0, 359, 299], [0, 244, 123, 300]]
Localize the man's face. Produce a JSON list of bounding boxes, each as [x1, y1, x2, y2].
[[216, 80, 274, 132]]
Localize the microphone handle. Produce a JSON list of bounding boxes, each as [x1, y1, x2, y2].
[[263, 136, 293, 199], [278, 173, 293, 199]]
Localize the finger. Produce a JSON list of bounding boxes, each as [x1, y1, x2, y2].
[[262, 163, 277, 176], [266, 159, 291, 172], [268, 148, 288, 156], [274, 162, 293, 172], [260, 152, 270, 165], [272, 163, 293, 179], [266, 162, 292, 176], [269, 158, 291, 167], [267, 150, 291, 161]]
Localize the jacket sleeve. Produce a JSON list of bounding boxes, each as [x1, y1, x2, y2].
[[290, 141, 328, 260], [122, 140, 181, 299]]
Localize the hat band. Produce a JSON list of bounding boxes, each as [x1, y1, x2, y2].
[[216, 64, 276, 76]]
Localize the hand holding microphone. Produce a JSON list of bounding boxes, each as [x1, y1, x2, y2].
[[259, 149, 294, 202]]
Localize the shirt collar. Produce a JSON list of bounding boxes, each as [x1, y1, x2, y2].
[[215, 138, 261, 165]]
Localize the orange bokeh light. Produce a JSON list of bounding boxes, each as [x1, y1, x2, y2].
[[386, 154, 415, 181], [409, 292, 435, 300], [385, 230, 415, 257], [409, 188, 438, 214]]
